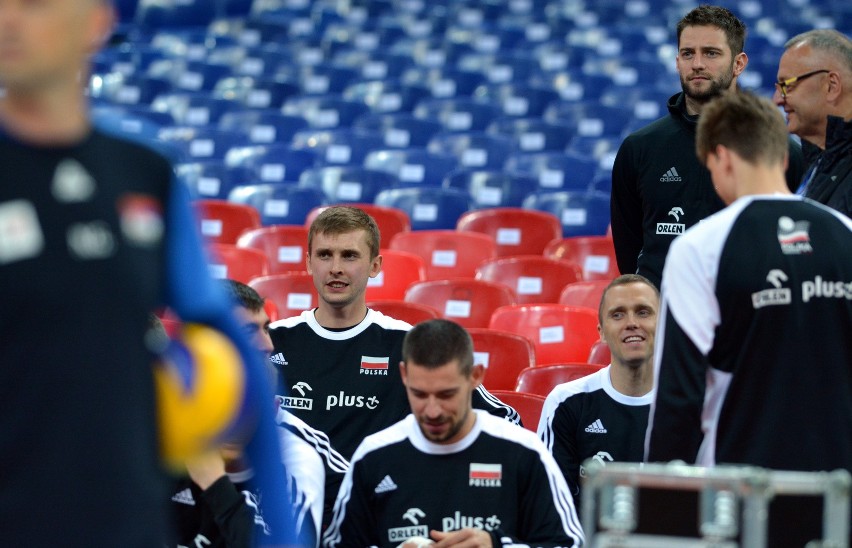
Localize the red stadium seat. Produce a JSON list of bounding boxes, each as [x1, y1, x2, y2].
[[489, 304, 600, 365], [236, 225, 309, 274], [404, 279, 516, 329], [468, 328, 536, 391], [305, 203, 411, 246], [544, 236, 619, 281], [365, 249, 426, 301], [487, 390, 546, 432], [476, 255, 583, 305], [193, 199, 261, 244], [248, 273, 318, 320], [587, 340, 612, 365], [366, 300, 440, 325], [389, 230, 497, 280], [206, 243, 269, 284], [456, 207, 562, 257], [558, 280, 610, 311], [515, 363, 606, 397]]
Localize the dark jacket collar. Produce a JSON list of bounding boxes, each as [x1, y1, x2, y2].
[[667, 92, 700, 129]]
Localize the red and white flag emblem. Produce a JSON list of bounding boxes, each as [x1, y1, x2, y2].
[[469, 463, 502, 481], [361, 356, 389, 370]]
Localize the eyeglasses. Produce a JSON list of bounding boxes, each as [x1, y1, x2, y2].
[[775, 69, 830, 98]]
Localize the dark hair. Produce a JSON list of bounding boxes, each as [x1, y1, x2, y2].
[[598, 274, 659, 324], [402, 319, 474, 377], [696, 91, 788, 167], [221, 279, 265, 312], [308, 206, 381, 260], [785, 29, 852, 74], [677, 5, 746, 56]]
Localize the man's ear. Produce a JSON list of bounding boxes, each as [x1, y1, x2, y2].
[[399, 361, 407, 386], [470, 363, 485, 389]]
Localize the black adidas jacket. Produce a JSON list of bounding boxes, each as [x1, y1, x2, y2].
[[610, 92, 806, 288]]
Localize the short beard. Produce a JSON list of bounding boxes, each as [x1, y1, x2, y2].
[[680, 61, 735, 104]]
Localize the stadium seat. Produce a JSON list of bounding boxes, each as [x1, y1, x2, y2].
[[389, 230, 497, 279], [213, 77, 301, 110], [343, 79, 431, 114], [206, 243, 269, 284], [404, 279, 516, 329], [304, 203, 411, 244], [192, 199, 261, 244], [506, 151, 598, 192], [227, 184, 327, 226], [487, 117, 573, 153], [352, 112, 444, 149], [468, 328, 536, 391], [457, 207, 562, 256], [282, 95, 371, 129], [298, 166, 397, 203], [151, 92, 236, 126], [587, 341, 612, 366], [248, 273, 318, 320], [476, 256, 583, 304], [236, 225, 309, 275], [295, 64, 360, 96], [413, 97, 502, 132], [544, 236, 619, 281], [364, 148, 458, 187], [158, 127, 249, 161], [522, 190, 611, 237], [543, 101, 631, 139], [443, 170, 535, 208], [473, 83, 560, 118], [489, 304, 600, 365], [402, 67, 485, 98], [487, 390, 545, 432], [365, 249, 426, 301], [291, 128, 385, 167], [426, 131, 515, 170], [375, 187, 474, 231], [558, 280, 610, 311], [515, 363, 607, 397], [365, 300, 440, 325], [178, 161, 253, 200], [225, 144, 317, 183], [217, 110, 308, 144]]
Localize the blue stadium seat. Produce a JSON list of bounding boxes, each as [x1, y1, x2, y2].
[[294, 64, 360, 95], [443, 169, 536, 208], [228, 184, 327, 226], [150, 92, 238, 126], [168, 60, 233, 93], [375, 187, 475, 230], [343, 79, 431, 114], [505, 151, 598, 192], [157, 127, 249, 161], [401, 67, 486, 98], [426, 131, 514, 170], [544, 101, 632, 139], [218, 110, 308, 144], [291, 128, 384, 166], [473, 83, 560, 118], [282, 94, 371, 129], [413, 98, 501, 132], [352, 113, 444, 149], [522, 190, 611, 237], [136, 0, 215, 29], [90, 73, 172, 106], [299, 166, 398, 203], [364, 148, 458, 187], [177, 161, 254, 200], [213, 76, 301, 109], [225, 144, 317, 183], [487, 118, 573, 153]]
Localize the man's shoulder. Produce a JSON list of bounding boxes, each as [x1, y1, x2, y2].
[[351, 416, 413, 462], [545, 367, 607, 405]]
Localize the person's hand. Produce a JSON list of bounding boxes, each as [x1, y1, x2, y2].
[[430, 528, 492, 547], [185, 450, 227, 490]]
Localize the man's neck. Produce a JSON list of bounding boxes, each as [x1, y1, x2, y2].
[[733, 163, 792, 199], [314, 303, 369, 330], [609, 361, 653, 397], [0, 87, 90, 146]]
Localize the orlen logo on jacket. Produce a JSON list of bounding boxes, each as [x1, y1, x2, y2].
[[469, 463, 502, 487], [278, 382, 313, 410], [388, 508, 429, 543], [326, 391, 380, 410], [360, 355, 389, 376]]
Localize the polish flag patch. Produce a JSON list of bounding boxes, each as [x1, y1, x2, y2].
[[469, 463, 502, 480], [360, 356, 389, 376]]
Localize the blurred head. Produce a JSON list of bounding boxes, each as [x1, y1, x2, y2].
[[400, 320, 484, 445], [220, 280, 272, 358], [676, 6, 747, 109], [307, 207, 382, 314], [697, 91, 789, 203], [598, 275, 659, 370], [0, 0, 114, 93], [774, 30, 852, 149]]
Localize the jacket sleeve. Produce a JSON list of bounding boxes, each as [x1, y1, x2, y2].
[[784, 137, 807, 193], [538, 396, 582, 505], [162, 179, 296, 545], [322, 457, 379, 548], [202, 477, 261, 548], [473, 386, 522, 426], [610, 137, 644, 276], [644, 236, 716, 464], [500, 446, 584, 547]]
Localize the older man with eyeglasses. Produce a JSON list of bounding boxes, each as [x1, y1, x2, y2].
[[775, 29, 852, 217]]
